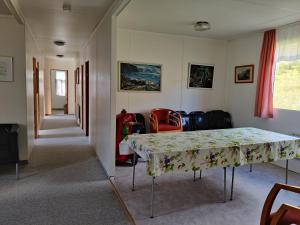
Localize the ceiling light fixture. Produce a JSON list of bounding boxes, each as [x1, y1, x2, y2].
[[54, 40, 66, 46], [56, 54, 64, 58], [62, 2, 71, 12], [194, 21, 211, 31]]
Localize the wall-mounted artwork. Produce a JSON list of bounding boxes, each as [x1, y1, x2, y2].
[[235, 65, 254, 83], [188, 63, 214, 88], [119, 61, 161, 91], [0, 56, 13, 82]]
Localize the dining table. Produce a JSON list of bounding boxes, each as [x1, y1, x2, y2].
[[121, 127, 300, 218]]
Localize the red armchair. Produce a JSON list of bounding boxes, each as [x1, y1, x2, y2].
[[261, 183, 300, 225], [150, 108, 182, 133]]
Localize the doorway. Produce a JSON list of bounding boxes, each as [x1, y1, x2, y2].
[[50, 70, 68, 115]]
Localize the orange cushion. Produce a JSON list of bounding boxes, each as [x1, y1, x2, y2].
[[269, 209, 300, 225], [158, 124, 180, 131]]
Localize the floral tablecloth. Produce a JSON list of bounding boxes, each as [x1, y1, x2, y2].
[[122, 127, 300, 177]]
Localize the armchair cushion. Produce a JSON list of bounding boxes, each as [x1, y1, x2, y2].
[[158, 123, 181, 132]]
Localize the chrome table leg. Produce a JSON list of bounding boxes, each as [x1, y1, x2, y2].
[[285, 160, 289, 184], [230, 167, 235, 201], [150, 176, 155, 218], [224, 167, 227, 203], [132, 153, 136, 191]]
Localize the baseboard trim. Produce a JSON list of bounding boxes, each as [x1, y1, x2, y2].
[[109, 177, 136, 225]]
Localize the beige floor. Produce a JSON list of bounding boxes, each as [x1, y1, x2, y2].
[[116, 160, 300, 225], [0, 115, 129, 225]]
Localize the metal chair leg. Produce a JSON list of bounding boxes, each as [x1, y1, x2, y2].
[[193, 170, 196, 182], [199, 170, 202, 179], [16, 162, 19, 180]]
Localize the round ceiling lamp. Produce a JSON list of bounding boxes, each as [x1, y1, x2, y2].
[[54, 40, 66, 46], [63, 3, 71, 12], [194, 21, 211, 31], [56, 54, 64, 58]]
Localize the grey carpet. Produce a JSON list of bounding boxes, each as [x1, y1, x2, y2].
[[116, 160, 300, 225], [0, 115, 130, 225]]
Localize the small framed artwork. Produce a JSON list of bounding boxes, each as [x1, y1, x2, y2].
[[118, 61, 162, 92], [0, 56, 13, 82], [188, 63, 214, 88], [235, 65, 254, 83]]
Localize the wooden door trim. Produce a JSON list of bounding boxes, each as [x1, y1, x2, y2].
[[81, 65, 84, 130], [33, 57, 38, 139], [85, 61, 89, 136]]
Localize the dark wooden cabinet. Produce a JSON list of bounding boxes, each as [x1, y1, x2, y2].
[[0, 124, 19, 179]]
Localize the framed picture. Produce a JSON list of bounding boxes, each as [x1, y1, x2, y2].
[[118, 61, 162, 92], [235, 65, 254, 83], [0, 56, 13, 82], [188, 63, 214, 88]]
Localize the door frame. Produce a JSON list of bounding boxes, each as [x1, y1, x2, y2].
[[33, 58, 39, 139], [81, 65, 84, 130], [85, 61, 89, 136], [50, 69, 69, 114]]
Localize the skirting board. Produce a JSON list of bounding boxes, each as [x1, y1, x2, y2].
[[272, 159, 300, 174]]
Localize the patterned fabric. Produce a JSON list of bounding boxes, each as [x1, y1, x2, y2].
[[124, 128, 300, 177]]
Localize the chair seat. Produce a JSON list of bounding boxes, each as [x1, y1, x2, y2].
[[269, 208, 300, 225], [158, 124, 181, 131]]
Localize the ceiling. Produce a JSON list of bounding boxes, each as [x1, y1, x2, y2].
[[0, 0, 11, 15], [118, 0, 300, 40], [18, 0, 113, 58]]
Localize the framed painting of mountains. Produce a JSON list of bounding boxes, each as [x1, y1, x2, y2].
[[188, 63, 214, 88], [235, 64, 254, 83], [118, 61, 162, 92]]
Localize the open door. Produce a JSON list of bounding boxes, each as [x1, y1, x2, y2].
[[85, 61, 89, 136]]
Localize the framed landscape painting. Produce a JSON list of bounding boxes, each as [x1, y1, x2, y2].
[[235, 65, 254, 83], [0, 56, 13, 82], [119, 61, 161, 92], [188, 63, 214, 88]]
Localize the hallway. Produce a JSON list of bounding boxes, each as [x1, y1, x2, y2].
[[0, 115, 129, 225]]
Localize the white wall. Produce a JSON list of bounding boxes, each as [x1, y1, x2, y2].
[[0, 17, 28, 160], [77, 0, 127, 176], [44, 57, 75, 115], [226, 32, 300, 173], [117, 29, 228, 115]]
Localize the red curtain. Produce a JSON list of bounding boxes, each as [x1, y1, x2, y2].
[[254, 29, 276, 118]]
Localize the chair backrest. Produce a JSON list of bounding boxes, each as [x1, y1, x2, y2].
[[176, 111, 190, 131], [151, 108, 171, 123], [189, 111, 205, 131], [204, 110, 232, 129]]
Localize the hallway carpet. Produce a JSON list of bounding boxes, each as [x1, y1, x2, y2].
[[116, 161, 300, 225], [0, 115, 130, 225]]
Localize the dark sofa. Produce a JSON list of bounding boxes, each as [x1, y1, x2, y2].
[[177, 110, 232, 131]]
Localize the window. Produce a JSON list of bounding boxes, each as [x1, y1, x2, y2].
[[273, 23, 300, 111], [273, 60, 300, 111], [55, 71, 66, 96]]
